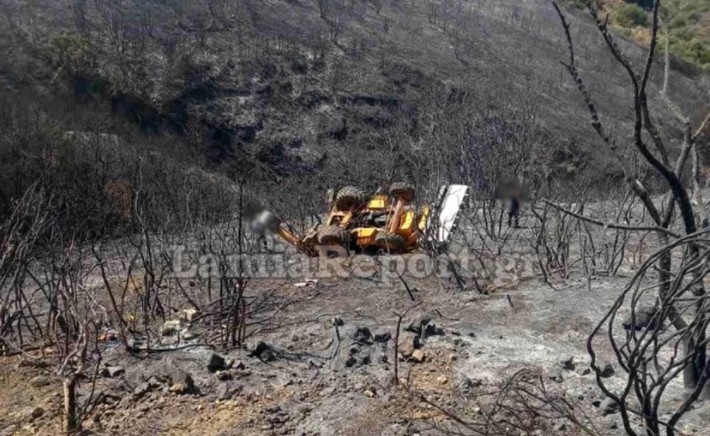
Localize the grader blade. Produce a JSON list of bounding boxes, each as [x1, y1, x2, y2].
[[430, 184, 470, 244]]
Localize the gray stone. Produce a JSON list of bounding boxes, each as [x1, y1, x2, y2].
[[407, 314, 434, 335], [373, 329, 392, 343], [250, 341, 276, 362], [207, 353, 232, 372], [161, 366, 197, 395], [133, 382, 151, 398], [102, 366, 125, 378], [410, 349, 425, 363], [216, 382, 243, 400], [600, 363, 616, 378], [352, 327, 373, 343], [398, 334, 421, 357], [29, 375, 51, 387]]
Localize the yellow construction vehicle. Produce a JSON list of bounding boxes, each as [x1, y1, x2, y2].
[[253, 184, 469, 257]]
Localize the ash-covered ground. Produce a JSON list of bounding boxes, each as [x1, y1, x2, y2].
[[2, 236, 708, 435]]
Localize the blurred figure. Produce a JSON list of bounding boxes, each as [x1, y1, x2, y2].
[[508, 192, 521, 228]]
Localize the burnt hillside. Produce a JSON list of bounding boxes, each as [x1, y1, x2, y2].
[[1, 0, 708, 195]]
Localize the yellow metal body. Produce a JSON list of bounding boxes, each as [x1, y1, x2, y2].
[[325, 210, 353, 227], [367, 195, 388, 210], [353, 227, 378, 247], [274, 189, 431, 256]]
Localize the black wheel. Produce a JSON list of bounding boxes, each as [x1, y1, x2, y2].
[[335, 186, 368, 210], [389, 182, 415, 203], [375, 231, 406, 252], [318, 225, 349, 245]]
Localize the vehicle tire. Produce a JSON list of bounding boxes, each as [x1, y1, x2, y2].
[[318, 226, 349, 245], [335, 186, 368, 210], [389, 182, 415, 202], [375, 232, 406, 252]]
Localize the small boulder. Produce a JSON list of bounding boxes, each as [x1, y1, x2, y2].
[[406, 314, 433, 335], [600, 363, 615, 378], [373, 329, 392, 343], [133, 382, 151, 398], [216, 383, 243, 400], [207, 353, 232, 372], [250, 341, 276, 362], [424, 323, 444, 338], [101, 366, 125, 378], [398, 334, 421, 358], [29, 375, 51, 387], [410, 349, 426, 363], [182, 309, 198, 322], [352, 327, 373, 344], [166, 369, 197, 395]]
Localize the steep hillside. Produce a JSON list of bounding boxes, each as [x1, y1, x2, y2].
[[0, 0, 708, 198], [589, 0, 710, 71]]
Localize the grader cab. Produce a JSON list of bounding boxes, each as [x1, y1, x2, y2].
[[253, 183, 469, 257]]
